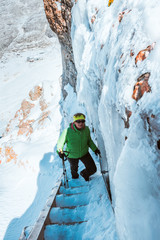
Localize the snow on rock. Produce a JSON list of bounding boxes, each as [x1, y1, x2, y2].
[[132, 72, 151, 101], [0, 43, 62, 239], [135, 42, 156, 66], [0, 44, 62, 239], [3, 84, 50, 139], [0, 0, 55, 58], [0, 0, 62, 238], [72, 0, 160, 239]]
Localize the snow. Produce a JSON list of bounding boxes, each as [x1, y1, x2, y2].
[[0, 34, 63, 238], [0, 42, 60, 134]]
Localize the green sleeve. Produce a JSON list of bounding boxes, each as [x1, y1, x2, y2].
[[88, 127, 97, 152], [57, 128, 68, 153]]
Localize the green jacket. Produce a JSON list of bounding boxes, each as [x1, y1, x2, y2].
[[57, 123, 97, 159]]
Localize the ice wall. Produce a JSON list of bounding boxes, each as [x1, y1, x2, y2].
[[71, 0, 160, 239]]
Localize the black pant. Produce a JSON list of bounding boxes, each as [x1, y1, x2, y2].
[[68, 152, 97, 178]]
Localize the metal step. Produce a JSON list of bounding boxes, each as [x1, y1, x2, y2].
[[48, 220, 88, 226], [66, 179, 89, 188], [49, 205, 88, 224], [59, 185, 89, 195], [59, 204, 88, 209], [44, 221, 87, 240], [55, 192, 90, 208], [58, 192, 89, 197]]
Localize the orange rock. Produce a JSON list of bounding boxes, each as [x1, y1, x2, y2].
[[127, 110, 132, 118], [135, 50, 146, 64], [14, 99, 34, 120], [100, 44, 104, 50], [124, 108, 132, 128], [119, 11, 125, 23], [120, 53, 124, 59], [95, 8, 99, 14], [43, 0, 72, 38], [130, 50, 134, 57], [3, 84, 50, 137], [18, 120, 34, 136], [151, 114, 155, 118], [132, 72, 151, 101], [91, 8, 99, 24], [135, 42, 156, 65], [4, 99, 35, 137], [38, 111, 50, 125], [120, 53, 125, 69], [29, 86, 42, 101], [119, 10, 131, 23], [5, 147, 17, 163], [21, 100, 35, 119], [108, 0, 114, 7], [5, 119, 12, 133], [39, 99, 48, 111], [91, 15, 96, 24]]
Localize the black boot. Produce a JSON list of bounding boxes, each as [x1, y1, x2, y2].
[[80, 170, 89, 181], [72, 171, 79, 179]]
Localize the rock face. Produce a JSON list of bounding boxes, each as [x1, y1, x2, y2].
[[43, 0, 77, 97], [135, 42, 156, 65], [132, 72, 151, 101], [3, 85, 50, 139], [0, 0, 55, 58]]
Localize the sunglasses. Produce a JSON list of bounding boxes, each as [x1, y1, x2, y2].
[[75, 120, 85, 123]]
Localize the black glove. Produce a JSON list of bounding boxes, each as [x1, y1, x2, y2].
[[58, 151, 65, 159], [95, 148, 101, 156]]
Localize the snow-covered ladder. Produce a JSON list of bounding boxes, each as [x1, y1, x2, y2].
[[19, 175, 90, 240], [19, 155, 113, 240]]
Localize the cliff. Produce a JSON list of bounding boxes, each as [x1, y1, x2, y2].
[[43, 0, 77, 97]]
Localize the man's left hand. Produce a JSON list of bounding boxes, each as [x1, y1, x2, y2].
[[58, 151, 65, 159], [95, 149, 101, 156]]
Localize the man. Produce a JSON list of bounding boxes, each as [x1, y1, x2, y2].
[[57, 113, 100, 181]]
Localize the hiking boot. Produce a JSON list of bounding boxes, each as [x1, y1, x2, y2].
[[80, 170, 89, 181], [72, 175, 79, 179], [72, 172, 79, 179]]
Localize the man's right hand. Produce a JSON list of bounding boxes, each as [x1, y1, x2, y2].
[[58, 151, 65, 159]]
